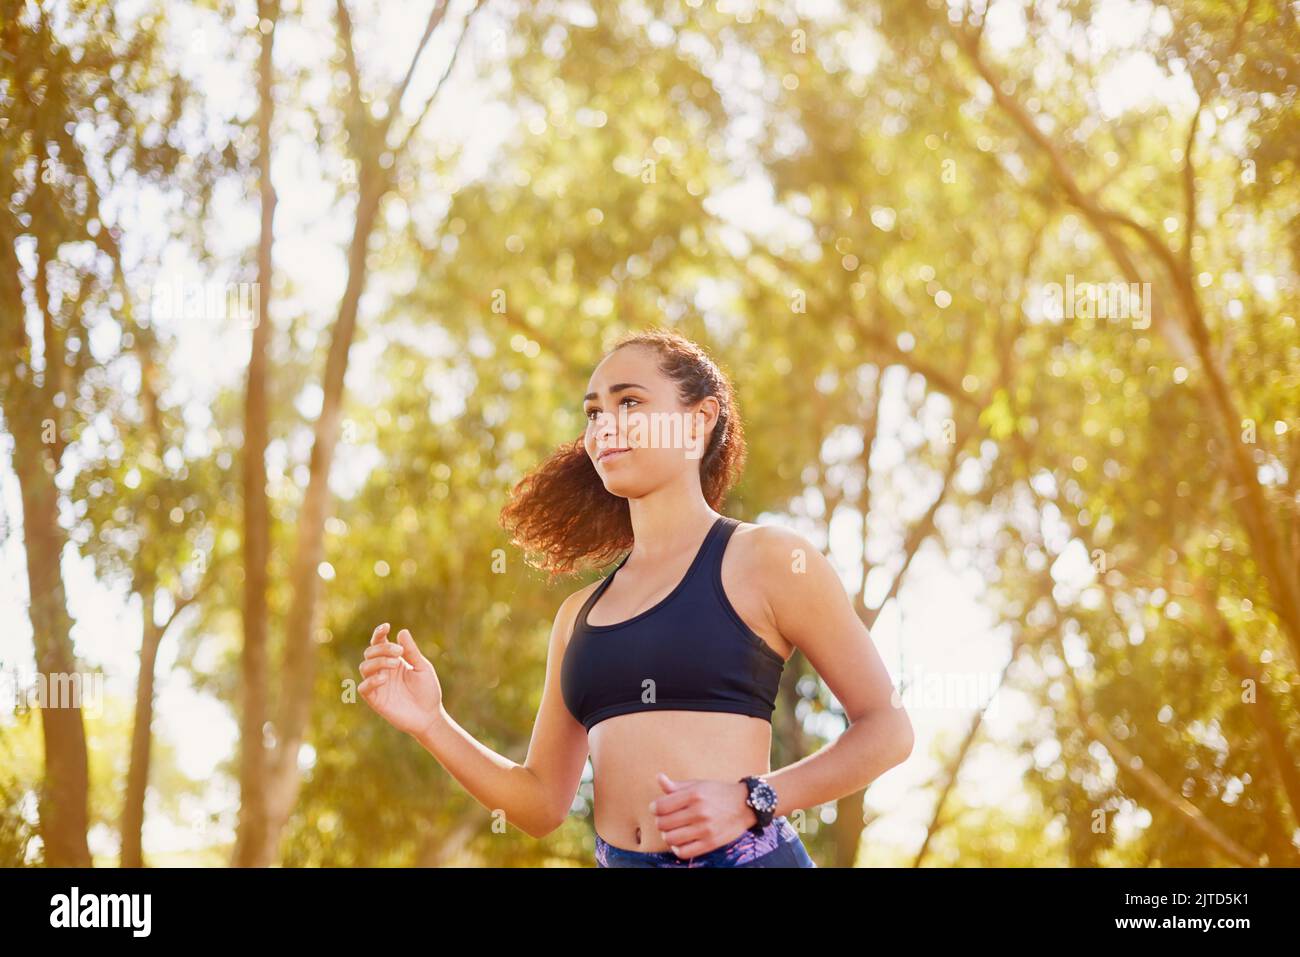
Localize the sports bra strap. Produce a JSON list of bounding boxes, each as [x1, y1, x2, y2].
[[575, 550, 629, 624]]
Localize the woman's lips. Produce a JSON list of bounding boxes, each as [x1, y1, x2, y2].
[[598, 448, 631, 462]]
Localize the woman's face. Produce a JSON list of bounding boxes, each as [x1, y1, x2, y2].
[[582, 345, 719, 498]]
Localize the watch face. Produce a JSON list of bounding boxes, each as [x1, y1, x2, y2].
[[751, 780, 777, 812]]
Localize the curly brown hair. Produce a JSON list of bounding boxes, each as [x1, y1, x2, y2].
[[498, 327, 748, 580]]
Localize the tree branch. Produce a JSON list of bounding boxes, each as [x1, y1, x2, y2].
[[390, 0, 489, 157], [865, 411, 976, 631], [333, 0, 367, 119], [1181, 104, 1201, 275], [947, 10, 1300, 667], [912, 629, 1030, 866], [382, 0, 452, 138]]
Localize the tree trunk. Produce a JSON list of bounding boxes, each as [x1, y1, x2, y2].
[[256, 179, 383, 864], [831, 787, 868, 868], [234, 0, 471, 864], [10, 417, 92, 866], [231, 0, 280, 868], [120, 592, 163, 867]]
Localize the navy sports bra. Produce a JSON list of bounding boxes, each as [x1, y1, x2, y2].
[[560, 515, 787, 733]]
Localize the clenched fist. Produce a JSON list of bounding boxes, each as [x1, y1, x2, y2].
[[357, 622, 443, 737]]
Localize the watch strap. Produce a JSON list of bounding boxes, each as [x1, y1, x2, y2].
[[740, 775, 776, 834]]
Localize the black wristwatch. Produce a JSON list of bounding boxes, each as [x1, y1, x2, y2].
[[739, 775, 778, 835]]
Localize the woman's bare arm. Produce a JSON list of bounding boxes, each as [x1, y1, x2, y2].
[[406, 586, 594, 839], [752, 525, 915, 820]]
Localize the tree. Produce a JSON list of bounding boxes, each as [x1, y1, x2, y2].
[[0, 0, 219, 865], [233, 0, 489, 866]]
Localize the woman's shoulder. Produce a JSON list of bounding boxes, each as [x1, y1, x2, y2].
[[727, 519, 822, 572], [551, 571, 612, 648], [560, 577, 603, 612], [728, 521, 844, 630]]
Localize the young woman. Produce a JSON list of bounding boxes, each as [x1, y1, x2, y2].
[[357, 328, 914, 867]]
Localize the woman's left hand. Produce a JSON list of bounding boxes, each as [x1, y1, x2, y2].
[[649, 772, 757, 858]]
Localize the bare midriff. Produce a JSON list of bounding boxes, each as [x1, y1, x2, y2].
[[590, 709, 774, 853]]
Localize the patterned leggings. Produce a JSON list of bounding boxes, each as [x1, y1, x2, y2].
[[595, 815, 817, 868]]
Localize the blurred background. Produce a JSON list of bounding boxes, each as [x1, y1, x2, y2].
[[1, 0, 1297, 867]]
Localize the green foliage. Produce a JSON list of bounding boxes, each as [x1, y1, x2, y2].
[[3, 0, 1297, 866]]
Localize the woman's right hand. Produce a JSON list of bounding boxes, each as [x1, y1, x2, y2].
[[358, 622, 444, 737]]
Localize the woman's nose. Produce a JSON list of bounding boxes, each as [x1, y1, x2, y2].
[[592, 411, 618, 441]]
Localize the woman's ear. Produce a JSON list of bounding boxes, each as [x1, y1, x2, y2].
[[687, 398, 720, 452], [699, 396, 721, 434]]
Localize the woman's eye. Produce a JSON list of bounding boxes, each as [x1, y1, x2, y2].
[[585, 397, 639, 420]]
